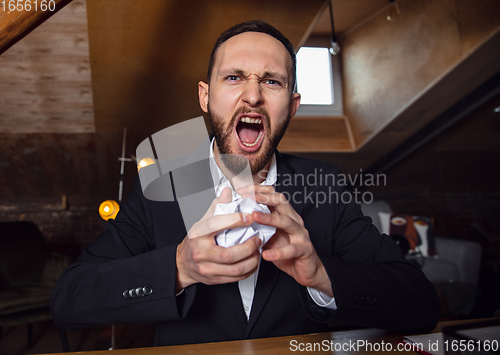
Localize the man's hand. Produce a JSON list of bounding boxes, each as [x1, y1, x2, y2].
[[238, 185, 333, 297], [176, 187, 261, 292]]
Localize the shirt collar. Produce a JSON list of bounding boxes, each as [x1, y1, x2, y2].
[[209, 138, 277, 200]]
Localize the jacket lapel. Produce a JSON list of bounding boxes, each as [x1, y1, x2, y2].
[[220, 282, 248, 328], [274, 151, 303, 216], [245, 258, 279, 337], [246, 151, 304, 336]]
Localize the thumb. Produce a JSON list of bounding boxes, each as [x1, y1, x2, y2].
[[218, 187, 233, 204], [202, 187, 234, 220]]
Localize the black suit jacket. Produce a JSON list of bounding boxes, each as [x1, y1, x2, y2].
[[50, 152, 440, 346]]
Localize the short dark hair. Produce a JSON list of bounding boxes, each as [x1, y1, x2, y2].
[[207, 20, 297, 92]]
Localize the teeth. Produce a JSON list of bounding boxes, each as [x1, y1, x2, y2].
[[239, 117, 263, 148], [242, 131, 263, 147], [240, 117, 262, 124]]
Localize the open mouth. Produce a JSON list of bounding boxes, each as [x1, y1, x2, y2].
[[235, 116, 264, 151]]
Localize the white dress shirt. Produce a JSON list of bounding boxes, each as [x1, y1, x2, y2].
[[208, 139, 336, 319]]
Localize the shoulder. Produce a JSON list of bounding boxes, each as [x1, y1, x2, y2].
[[277, 152, 342, 175]]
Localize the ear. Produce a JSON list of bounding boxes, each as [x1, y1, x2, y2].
[[198, 81, 209, 113], [289, 93, 301, 118]]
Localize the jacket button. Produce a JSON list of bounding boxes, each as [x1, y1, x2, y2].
[[355, 294, 363, 304], [136, 287, 144, 297], [143, 285, 153, 295], [129, 289, 137, 298], [363, 294, 371, 304], [123, 290, 131, 299]]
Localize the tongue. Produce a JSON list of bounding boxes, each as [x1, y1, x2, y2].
[[238, 125, 260, 144]]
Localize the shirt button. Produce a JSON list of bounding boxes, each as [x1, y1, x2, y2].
[[244, 306, 249, 312]]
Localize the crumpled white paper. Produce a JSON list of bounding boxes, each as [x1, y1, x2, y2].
[[214, 197, 276, 251]]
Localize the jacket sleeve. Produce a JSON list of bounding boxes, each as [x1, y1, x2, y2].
[[299, 164, 440, 332], [50, 178, 196, 328]]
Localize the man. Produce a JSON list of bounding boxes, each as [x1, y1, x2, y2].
[[50, 20, 440, 346]]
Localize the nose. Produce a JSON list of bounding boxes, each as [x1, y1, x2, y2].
[[241, 79, 264, 107]]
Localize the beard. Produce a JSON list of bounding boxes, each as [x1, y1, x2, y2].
[[208, 104, 291, 176]]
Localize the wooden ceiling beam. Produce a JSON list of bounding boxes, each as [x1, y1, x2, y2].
[[0, 0, 73, 55]]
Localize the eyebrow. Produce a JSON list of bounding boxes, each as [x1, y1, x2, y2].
[[219, 68, 289, 85]]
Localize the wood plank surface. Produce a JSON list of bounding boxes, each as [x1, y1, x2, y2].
[[38, 319, 497, 355], [85, 0, 326, 136], [341, 0, 500, 149], [0, 0, 72, 55], [0, 0, 94, 134], [279, 117, 354, 152]]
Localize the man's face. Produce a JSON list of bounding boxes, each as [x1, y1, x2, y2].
[[199, 32, 301, 175]]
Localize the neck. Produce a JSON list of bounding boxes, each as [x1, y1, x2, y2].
[[213, 142, 270, 186]]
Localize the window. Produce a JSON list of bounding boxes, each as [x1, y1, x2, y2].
[[295, 46, 343, 116]]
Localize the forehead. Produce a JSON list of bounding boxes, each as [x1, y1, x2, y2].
[[213, 32, 292, 78]]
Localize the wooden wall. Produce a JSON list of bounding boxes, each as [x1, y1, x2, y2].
[[294, 0, 500, 175], [85, 0, 325, 136], [341, 0, 500, 148], [0, 0, 94, 134]]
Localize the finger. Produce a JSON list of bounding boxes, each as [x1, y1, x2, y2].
[[191, 237, 261, 265], [245, 190, 303, 226], [262, 229, 287, 250], [218, 186, 233, 204], [189, 212, 253, 239], [204, 236, 262, 265], [246, 190, 288, 207], [260, 191, 303, 226], [251, 211, 304, 237], [262, 243, 305, 262], [201, 267, 258, 286], [237, 186, 287, 209], [237, 185, 274, 195], [200, 249, 260, 282], [203, 187, 233, 219]]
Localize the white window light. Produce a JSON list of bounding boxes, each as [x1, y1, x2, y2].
[[297, 47, 333, 105], [295, 46, 344, 116]]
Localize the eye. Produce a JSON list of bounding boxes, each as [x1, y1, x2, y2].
[[225, 75, 240, 81], [264, 79, 282, 86]]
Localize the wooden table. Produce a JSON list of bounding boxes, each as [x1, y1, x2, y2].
[[42, 319, 489, 355]]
